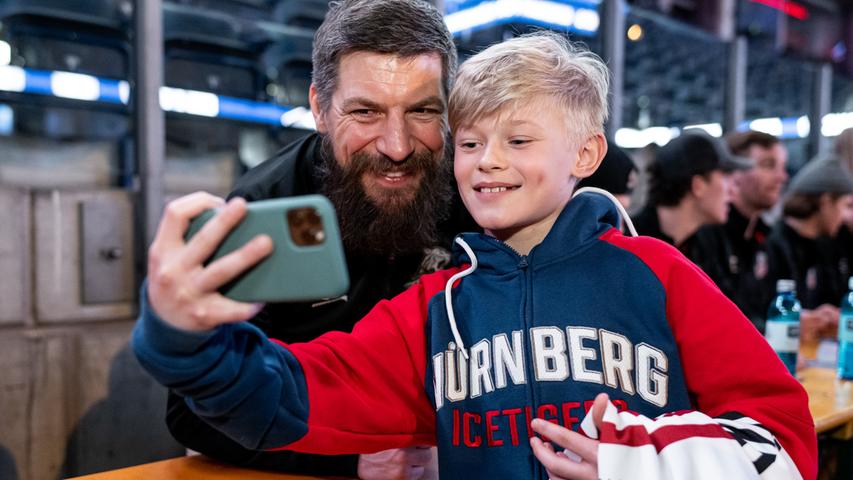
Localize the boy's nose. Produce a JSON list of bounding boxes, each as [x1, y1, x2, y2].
[[477, 145, 507, 171]]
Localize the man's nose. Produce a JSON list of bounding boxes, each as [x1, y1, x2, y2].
[[376, 112, 415, 163]]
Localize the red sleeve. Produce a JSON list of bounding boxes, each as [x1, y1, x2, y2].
[[603, 229, 818, 480], [278, 268, 460, 455]]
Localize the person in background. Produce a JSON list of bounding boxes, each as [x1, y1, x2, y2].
[[633, 130, 752, 263], [834, 128, 853, 286], [690, 131, 788, 332], [133, 31, 816, 480], [576, 140, 638, 211], [765, 157, 853, 344], [160, 1, 476, 479]]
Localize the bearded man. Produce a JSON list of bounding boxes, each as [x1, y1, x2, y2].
[[152, 1, 475, 479]]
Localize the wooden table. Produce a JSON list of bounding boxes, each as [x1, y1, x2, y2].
[[801, 367, 853, 439], [67, 455, 341, 480]]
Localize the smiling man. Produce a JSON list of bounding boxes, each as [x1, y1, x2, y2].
[[153, 1, 475, 479], [712, 130, 789, 332]]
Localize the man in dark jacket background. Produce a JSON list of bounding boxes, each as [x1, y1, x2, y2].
[[698, 130, 788, 332], [159, 1, 476, 479]]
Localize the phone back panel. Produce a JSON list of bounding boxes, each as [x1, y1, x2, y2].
[[186, 195, 349, 303]]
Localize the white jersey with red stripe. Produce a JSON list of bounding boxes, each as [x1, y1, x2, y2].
[[581, 403, 802, 479]]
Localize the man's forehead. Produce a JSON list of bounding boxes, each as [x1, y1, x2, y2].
[[335, 51, 445, 97], [756, 144, 786, 159], [339, 50, 443, 68]]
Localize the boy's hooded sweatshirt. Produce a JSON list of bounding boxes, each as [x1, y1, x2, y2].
[[133, 193, 817, 480]]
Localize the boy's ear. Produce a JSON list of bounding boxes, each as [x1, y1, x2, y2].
[[571, 133, 607, 179], [308, 84, 328, 134]]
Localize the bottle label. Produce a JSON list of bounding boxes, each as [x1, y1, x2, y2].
[[765, 321, 799, 353], [841, 315, 853, 344]]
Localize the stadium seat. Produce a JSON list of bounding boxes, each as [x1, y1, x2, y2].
[[261, 36, 313, 107], [163, 5, 266, 99], [273, 0, 328, 30], [0, 0, 130, 78]]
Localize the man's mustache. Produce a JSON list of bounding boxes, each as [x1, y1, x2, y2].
[[349, 150, 435, 177]]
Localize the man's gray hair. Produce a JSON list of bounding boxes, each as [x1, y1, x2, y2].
[[312, 0, 457, 111]]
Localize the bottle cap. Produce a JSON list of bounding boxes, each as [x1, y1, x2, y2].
[[777, 279, 796, 293]]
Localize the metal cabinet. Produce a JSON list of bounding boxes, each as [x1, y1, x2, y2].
[[34, 189, 135, 323]]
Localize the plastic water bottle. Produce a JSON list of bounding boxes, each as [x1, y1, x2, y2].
[[838, 277, 853, 379], [765, 279, 801, 375]]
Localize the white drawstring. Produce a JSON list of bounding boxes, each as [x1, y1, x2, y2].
[[572, 187, 638, 237], [443, 189, 634, 360], [444, 237, 478, 360]]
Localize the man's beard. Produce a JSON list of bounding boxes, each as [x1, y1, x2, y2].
[[316, 136, 454, 256]]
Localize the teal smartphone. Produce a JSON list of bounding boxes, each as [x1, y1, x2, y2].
[[186, 195, 349, 303]]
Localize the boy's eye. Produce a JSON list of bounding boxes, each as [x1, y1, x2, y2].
[[457, 141, 480, 150]]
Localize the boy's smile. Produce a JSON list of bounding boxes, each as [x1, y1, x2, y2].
[[453, 97, 601, 254], [473, 182, 520, 194]]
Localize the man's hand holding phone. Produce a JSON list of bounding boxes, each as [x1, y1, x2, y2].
[[147, 192, 273, 332]]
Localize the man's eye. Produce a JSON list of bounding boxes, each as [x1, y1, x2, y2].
[[412, 108, 441, 118], [351, 109, 376, 117]]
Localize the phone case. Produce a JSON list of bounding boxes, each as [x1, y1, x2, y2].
[[186, 195, 349, 303]]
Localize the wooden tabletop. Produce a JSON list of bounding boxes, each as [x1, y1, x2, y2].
[[67, 455, 342, 480], [800, 367, 853, 437]]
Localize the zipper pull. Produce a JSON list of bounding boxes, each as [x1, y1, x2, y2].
[[518, 256, 528, 268]]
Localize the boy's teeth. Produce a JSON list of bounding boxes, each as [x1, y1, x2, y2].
[[481, 186, 508, 193]]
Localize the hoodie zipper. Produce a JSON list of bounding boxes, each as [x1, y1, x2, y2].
[[486, 238, 541, 478], [520, 251, 541, 479]]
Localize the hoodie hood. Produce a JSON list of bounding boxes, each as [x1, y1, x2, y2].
[[452, 191, 622, 273]]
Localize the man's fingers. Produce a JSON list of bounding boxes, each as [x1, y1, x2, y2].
[[531, 419, 598, 463], [182, 197, 249, 267], [197, 234, 274, 292], [402, 446, 434, 466], [186, 295, 263, 330], [153, 192, 225, 252], [407, 465, 425, 480]]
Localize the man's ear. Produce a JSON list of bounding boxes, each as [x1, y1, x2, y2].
[[308, 84, 328, 134], [572, 133, 607, 179], [819, 192, 834, 211], [691, 174, 709, 198]]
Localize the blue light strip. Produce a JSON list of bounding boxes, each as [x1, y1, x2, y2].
[[445, 0, 601, 37], [99, 78, 128, 105], [445, 0, 600, 14], [6, 66, 848, 139], [0, 66, 314, 129], [25, 69, 53, 97], [218, 96, 288, 125]]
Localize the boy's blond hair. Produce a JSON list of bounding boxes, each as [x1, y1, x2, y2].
[[449, 31, 610, 146]]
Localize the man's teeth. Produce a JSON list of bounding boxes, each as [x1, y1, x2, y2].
[[479, 186, 512, 193], [383, 172, 405, 178]]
